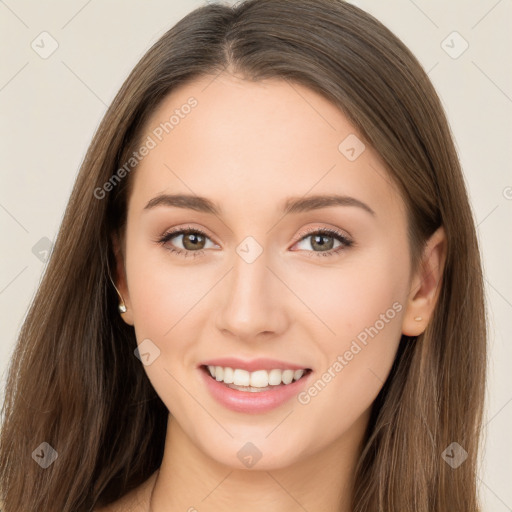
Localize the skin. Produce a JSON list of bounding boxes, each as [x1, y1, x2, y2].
[[104, 72, 446, 512]]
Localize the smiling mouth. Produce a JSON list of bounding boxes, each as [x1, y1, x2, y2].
[[200, 365, 312, 392]]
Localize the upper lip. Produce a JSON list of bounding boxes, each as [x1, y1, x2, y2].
[[199, 357, 311, 372]]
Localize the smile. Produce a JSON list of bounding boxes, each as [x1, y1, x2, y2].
[[199, 363, 313, 414]]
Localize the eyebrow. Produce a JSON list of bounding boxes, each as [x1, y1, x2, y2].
[[143, 193, 375, 217]]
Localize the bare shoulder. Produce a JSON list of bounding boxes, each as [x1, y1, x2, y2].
[[94, 471, 158, 512]]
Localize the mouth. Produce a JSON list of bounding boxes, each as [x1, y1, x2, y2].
[[200, 364, 313, 392], [198, 360, 313, 414]]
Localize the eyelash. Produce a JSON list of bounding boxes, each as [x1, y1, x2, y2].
[[156, 226, 354, 258]]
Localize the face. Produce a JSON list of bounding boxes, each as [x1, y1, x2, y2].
[[115, 72, 424, 470]]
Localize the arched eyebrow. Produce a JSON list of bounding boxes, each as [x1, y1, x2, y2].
[[143, 193, 375, 217], [144, 194, 219, 214], [282, 194, 375, 216]]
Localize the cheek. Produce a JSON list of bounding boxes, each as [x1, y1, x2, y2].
[[289, 246, 407, 428], [125, 239, 209, 336], [124, 240, 224, 395], [124, 248, 210, 413], [286, 242, 408, 344]]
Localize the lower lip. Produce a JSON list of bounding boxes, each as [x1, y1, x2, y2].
[[199, 366, 312, 414]]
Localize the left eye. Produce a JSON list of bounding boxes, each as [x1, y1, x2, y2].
[[293, 230, 352, 253]]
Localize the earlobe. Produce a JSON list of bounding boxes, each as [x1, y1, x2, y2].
[[402, 226, 447, 336]]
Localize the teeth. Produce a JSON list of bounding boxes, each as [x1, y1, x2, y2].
[[206, 365, 308, 387], [268, 369, 282, 386], [233, 369, 250, 386], [250, 370, 268, 388], [223, 367, 234, 384], [282, 369, 294, 385], [294, 369, 304, 381]]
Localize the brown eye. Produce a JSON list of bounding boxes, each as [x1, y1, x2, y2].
[[180, 232, 206, 250], [309, 234, 335, 251], [157, 228, 218, 257], [292, 228, 353, 256]]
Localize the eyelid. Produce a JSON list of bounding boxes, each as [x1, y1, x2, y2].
[[158, 224, 219, 245], [292, 225, 352, 245]]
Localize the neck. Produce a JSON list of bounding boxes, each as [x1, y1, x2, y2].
[[149, 410, 369, 512]]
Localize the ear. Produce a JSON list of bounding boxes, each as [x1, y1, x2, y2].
[[112, 233, 134, 326], [401, 226, 447, 336]]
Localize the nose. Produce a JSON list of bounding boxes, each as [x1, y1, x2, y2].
[[214, 247, 290, 341]]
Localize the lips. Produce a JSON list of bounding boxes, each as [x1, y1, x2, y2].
[[199, 357, 310, 373]]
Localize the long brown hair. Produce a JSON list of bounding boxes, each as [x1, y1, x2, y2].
[[0, 1, 487, 510]]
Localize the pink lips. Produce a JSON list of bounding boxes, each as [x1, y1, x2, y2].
[[198, 358, 312, 414], [199, 357, 309, 372]]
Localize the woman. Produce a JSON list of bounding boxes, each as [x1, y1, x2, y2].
[[0, 0, 486, 510]]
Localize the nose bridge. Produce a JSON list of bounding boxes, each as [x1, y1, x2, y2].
[[215, 243, 287, 338]]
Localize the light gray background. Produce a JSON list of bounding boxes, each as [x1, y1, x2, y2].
[[1, 0, 511, 510]]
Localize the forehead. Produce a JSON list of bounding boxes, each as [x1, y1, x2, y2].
[[128, 73, 406, 226]]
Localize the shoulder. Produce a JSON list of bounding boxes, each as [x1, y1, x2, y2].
[[94, 470, 158, 512]]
